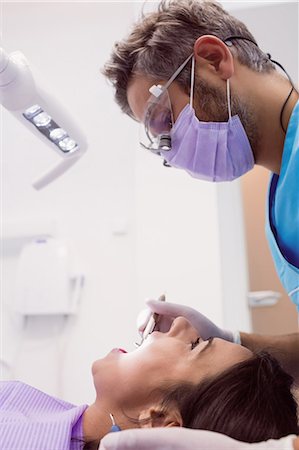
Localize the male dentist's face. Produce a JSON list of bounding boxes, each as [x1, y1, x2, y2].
[[127, 71, 258, 154], [92, 317, 252, 408]]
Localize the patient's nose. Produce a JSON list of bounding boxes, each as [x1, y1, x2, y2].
[[167, 317, 198, 343]]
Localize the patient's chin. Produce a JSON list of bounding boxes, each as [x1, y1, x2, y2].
[[91, 357, 109, 376], [91, 359, 101, 376], [91, 348, 123, 375]]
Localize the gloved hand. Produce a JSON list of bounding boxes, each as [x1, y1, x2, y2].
[[137, 299, 235, 342], [99, 428, 297, 450]]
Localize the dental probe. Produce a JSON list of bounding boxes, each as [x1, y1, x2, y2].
[[137, 294, 166, 346]]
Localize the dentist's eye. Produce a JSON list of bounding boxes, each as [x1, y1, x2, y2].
[[191, 337, 200, 350]]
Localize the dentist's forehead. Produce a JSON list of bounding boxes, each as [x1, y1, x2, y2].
[[127, 75, 157, 122]]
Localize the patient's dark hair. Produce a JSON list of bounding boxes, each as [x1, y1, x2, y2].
[[81, 351, 298, 449], [157, 351, 299, 442]]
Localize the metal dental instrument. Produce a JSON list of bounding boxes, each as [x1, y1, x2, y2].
[[135, 294, 166, 347]]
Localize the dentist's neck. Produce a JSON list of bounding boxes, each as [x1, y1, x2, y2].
[[250, 71, 298, 174]]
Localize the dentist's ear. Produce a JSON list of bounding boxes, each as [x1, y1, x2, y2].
[[138, 406, 183, 428], [193, 34, 234, 80]]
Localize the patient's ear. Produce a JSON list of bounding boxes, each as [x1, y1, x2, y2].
[[138, 405, 183, 428]]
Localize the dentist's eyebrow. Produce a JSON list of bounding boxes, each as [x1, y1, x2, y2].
[[198, 337, 214, 355]]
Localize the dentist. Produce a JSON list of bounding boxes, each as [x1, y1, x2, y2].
[[102, 0, 299, 449]]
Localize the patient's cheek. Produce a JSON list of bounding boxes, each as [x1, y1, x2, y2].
[[210, 347, 252, 375]]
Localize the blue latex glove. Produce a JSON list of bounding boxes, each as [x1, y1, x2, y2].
[[99, 428, 297, 450], [137, 299, 236, 342]]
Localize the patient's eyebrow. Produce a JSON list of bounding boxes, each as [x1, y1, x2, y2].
[[198, 337, 214, 355]]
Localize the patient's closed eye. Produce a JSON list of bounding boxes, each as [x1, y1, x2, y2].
[[191, 337, 214, 351], [191, 338, 200, 350]]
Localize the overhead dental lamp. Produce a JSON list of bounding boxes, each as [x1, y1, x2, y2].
[[0, 48, 87, 189]]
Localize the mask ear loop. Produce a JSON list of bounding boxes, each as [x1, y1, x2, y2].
[[162, 53, 193, 92], [190, 56, 195, 109], [226, 78, 232, 120]]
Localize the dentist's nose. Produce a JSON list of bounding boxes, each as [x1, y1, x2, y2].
[[167, 316, 198, 343]]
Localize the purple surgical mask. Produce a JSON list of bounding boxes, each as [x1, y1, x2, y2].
[[160, 56, 255, 182]]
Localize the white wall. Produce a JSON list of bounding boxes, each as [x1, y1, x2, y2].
[[4, 0, 289, 405], [2, 2, 140, 404]]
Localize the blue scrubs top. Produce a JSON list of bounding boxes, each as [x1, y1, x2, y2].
[[266, 100, 299, 311]]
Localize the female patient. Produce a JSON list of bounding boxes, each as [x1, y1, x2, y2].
[[1, 317, 298, 450]]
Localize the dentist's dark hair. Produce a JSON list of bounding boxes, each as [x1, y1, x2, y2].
[[102, 0, 275, 118]]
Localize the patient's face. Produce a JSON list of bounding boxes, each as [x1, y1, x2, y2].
[[92, 317, 252, 408]]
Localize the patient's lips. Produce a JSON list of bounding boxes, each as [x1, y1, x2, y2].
[[111, 348, 127, 354]]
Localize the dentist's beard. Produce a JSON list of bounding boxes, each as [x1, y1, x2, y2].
[[194, 76, 259, 157]]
